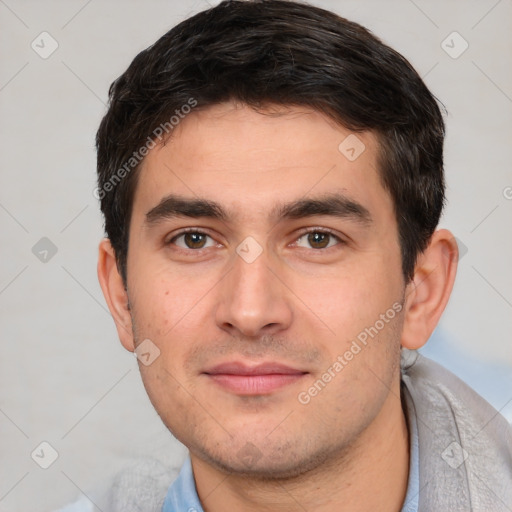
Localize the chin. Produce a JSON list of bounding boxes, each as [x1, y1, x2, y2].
[[195, 438, 344, 481]]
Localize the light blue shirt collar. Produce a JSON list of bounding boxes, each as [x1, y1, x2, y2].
[[162, 456, 204, 512], [400, 396, 420, 512]]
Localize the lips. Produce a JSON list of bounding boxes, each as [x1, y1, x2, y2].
[[203, 362, 307, 395]]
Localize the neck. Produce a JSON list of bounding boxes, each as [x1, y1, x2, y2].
[[190, 388, 410, 512]]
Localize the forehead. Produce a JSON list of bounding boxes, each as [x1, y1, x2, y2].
[[132, 102, 391, 221]]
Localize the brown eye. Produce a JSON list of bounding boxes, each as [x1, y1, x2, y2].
[[184, 233, 207, 248], [307, 232, 330, 249], [172, 232, 215, 250], [295, 231, 341, 250]]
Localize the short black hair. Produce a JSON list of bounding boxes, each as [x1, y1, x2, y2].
[[96, 0, 445, 285]]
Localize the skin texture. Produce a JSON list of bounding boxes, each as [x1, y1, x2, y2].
[[98, 102, 458, 511]]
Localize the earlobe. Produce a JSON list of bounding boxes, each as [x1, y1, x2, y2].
[[401, 229, 458, 350], [97, 238, 135, 352]]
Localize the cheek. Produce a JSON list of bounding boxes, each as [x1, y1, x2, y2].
[[129, 274, 207, 415], [128, 257, 207, 336], [128, 265, 218, 381], [289, 260, 398, 343]]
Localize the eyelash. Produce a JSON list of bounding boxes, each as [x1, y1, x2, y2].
[[293, 227, 345, 250], [166, 228, 219, 250], [167, 227, 345, 252]]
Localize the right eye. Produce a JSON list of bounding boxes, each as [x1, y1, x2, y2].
[[169, 231, 217, 250]]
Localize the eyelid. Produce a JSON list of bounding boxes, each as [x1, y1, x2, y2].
[[166, 227, 219, 247], [164, 226, 347, 251], [291, 226, 346, 246]]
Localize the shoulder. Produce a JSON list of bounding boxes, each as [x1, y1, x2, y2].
[[53, 496, 94, 512], [55, 458, 182, 512], [401, 349, 512, 509]]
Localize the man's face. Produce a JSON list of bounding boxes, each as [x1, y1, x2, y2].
[[125, 102, 406, 477]]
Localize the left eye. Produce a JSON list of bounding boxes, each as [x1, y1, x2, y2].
[[295, 231, 341, 249], [171, 232, 216, 250]]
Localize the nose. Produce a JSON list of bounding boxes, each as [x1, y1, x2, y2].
[[215, 242, 293, 339]]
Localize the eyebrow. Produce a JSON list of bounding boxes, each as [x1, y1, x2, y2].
[[145, 195, 226, 224], [144, 193, 372, 226], [273, 194, 372, 225]]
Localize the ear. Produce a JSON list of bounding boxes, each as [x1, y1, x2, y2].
[[97, 238, 135, 352], [401, 229, 458, 350]]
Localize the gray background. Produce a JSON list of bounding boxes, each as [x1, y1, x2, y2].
[[0, 0, 511, 510]]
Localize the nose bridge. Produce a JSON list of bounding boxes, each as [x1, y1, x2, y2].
[[215, 239, 292, 337], [232, 248, 270, 302]]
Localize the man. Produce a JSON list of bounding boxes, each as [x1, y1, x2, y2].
[[91, 0, 512, 510]]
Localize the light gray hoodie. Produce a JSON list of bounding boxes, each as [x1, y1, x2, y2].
[[401, 349, 512, 511]]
